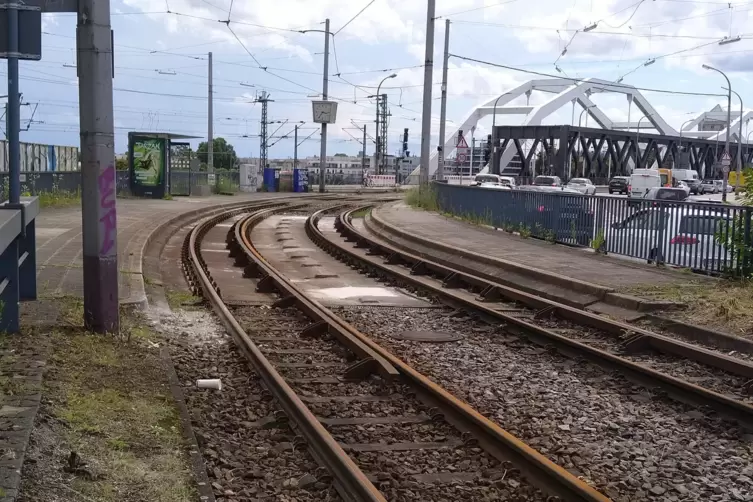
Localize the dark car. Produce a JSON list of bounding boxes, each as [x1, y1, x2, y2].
[[643, 187, 688, 201], [608, 176, 629, 194], [533, 175, 563, 187], [681, 178, 702, 195]]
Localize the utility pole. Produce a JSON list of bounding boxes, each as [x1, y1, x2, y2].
[[375, 95, 380, 175], [362, 124, 367, 181], [294, 124, 298, 169], [437, 19, 450, 182], [208, 52, 213, 179], [6, 4, 20, 203], [78, 0, 119, 333], [419, 0, 437, 186], [380, 93, 388, 174], [255, 91, 272, 170], [319, 18, 330, 193]]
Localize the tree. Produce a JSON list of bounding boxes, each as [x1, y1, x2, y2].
[[115, 156, 128, 171], [197, 137, 238, 170]]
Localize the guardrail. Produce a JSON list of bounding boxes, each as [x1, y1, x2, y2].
[[0, 197, 39, 332], [434, 182, 753, 277]]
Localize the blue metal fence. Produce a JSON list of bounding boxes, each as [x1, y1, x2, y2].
[[434, 182, 753, 277]]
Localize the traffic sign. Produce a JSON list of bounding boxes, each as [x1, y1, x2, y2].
[[456, 133, 469, 165], [722, 150, 731, 167], [456, 134, 469, 150], [457, 153, 467, 165]]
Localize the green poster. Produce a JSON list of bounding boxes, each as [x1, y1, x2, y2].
[[132, 138, 164, 187]]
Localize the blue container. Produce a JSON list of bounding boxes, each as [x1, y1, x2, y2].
[[263, 168, 277, 192], [293, 168, 309, 193]]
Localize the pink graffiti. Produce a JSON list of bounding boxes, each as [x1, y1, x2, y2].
[[98, 165, 117, 256]]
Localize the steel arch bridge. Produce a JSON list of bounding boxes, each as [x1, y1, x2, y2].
[[407, 78, 753, 183]]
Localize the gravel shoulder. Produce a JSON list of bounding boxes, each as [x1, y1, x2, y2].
[[18, 302, 196, 502], [333, 305, 753, 502], [622, 280, 753, 340]]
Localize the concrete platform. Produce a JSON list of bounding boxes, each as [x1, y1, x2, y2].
[[31, 194, 295, 306], [251, 214, 431, 308], [372, 202, 704, 312]]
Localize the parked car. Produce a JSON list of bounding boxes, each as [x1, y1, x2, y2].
[[608, 176, 630, 194], [672, 169, 702, 195], [700, 179, 718, 194], [566, 178, 597, 195], [530, 193, 595, 246], [478, 182, 512, 190], [643, 187, 688, 201], [714, 180, 734, 193], [533, 175, 563, 187], [607, 206, 735, 270], [498, 176, 517, 188], [676, 181, 691, 196], [471, 174, 503, 186]]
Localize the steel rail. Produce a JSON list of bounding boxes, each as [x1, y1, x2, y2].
[[183, 203, 387, 502], [361, 208, 753, 379], [307, 206, 753, 426], [295, 210, 612, 502]]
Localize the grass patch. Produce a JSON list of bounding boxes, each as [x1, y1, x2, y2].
[[623, 280, 753, 338], [404, 185, 440, 212], [32, 313, 195, 502], [350, 207, 371, 218], [165, 288, 202, 309], [37, 190, 82, 208]]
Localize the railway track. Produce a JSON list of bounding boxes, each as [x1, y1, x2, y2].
[[182, 201, 610, 502], [306, 205, 753, 426]]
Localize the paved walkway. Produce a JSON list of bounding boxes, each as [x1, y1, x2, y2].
[[33, 193, 292, 303], [376, 202, 699, 292]]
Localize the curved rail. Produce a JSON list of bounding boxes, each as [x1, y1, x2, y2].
[[303, 209, 611, 502], [183, 203, 387, 502], [309, 206, 753, 426]]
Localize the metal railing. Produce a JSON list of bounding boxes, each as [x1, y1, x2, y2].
[[434, 182, 753, 277]]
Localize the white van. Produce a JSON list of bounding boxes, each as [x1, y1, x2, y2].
[[629, 169, 662, 199]]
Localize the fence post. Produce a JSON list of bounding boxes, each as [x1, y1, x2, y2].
[[744, 208, 752, 276]]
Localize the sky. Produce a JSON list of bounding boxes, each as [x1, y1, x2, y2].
[[4, 0, 753, 160]]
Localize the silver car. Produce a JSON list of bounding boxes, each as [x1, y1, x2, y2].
[[566, 178, 597, 195], [606, 206, 737, 272]]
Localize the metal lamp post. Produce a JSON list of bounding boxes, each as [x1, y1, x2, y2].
[[375, 74, 397, 174], [724, 87, 744, 193], [677, 118, 696, 170], [702, 64, 732, 201]]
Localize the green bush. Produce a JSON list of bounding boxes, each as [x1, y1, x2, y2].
[[404, 185, 440, 212]]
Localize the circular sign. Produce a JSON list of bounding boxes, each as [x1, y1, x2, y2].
[[457, 154, 467, 164]]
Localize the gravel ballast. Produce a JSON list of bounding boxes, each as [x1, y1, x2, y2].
[[334, 305, 753, 502]]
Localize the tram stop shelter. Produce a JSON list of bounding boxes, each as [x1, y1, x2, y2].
[[127, 132, 201, 198]]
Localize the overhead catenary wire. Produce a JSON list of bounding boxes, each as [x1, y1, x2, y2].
[[335, 0, 377, 35], [448, 53, 728, 97]]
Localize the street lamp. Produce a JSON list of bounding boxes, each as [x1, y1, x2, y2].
[[702, 64, 732, 201], [724, 86, 744, 193], [374, 73, 397, 174], [676, 118, 696, 170], [636, 115, 651, 170]]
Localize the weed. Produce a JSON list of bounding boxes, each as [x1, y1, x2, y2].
[[519, 225, 532, 239], [591, 229, 606, 254], [404, 186, 440, 212], [162, 194, 174, 201], [350, 208, 371, 219], [545, 229, 557, 244], [38, 189, 81, 208], [165, 289, 201, 309]]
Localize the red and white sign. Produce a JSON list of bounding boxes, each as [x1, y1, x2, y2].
[[721, 150, 731, 167], [456, 133, 469, 165]]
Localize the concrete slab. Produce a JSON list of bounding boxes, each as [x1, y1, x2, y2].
[[250, 215, 430, 308], [374, 202, 703, 295]]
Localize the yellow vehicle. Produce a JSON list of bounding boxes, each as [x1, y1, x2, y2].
[[729, 170, 746, 188], [658, 168, 672, 187]]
